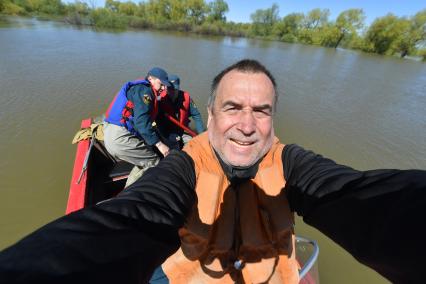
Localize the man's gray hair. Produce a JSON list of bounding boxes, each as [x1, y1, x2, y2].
[[208, 59, 278, 112]]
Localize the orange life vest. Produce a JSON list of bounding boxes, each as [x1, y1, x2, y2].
[[162, 132, 299, 284]]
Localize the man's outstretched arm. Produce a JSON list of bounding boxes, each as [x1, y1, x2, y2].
[[283, 144, 426, 283], [0, 150, 197, 284]]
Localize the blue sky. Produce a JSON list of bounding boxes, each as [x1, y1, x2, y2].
[[224, 0, 425, 25]]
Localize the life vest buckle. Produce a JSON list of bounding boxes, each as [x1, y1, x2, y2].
[[233, 259, 244, 270]]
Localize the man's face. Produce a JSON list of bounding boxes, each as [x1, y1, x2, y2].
[[208, 70, 275, 167], [149, 76, 163, 91]]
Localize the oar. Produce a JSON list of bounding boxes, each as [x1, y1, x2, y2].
[[163, 113, 197, 137]]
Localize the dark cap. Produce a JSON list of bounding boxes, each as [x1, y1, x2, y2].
[[169, 74, 180, 90], [147, 67, 171, 86]]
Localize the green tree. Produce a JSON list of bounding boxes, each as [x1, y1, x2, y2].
[[135, 2, 147, 18], [365, 13, 407, 54], [304, 8, 329, 29], [250, 3, 279, 36], [90, 7, 127, 28], [146, 0, 172, 22], [206, 0, 228, 23], [333, 9, 365, 48], [344, 32, 368, 50], [21, 0, 42, 13], [317, 24, 341, 47], [186, 0, 206, 25], [418, 48, 426, 61], [169, 0, 187, 23], [65, 0, 91, 25], [272, 12, 304, 41], [66, 0, 90, 16], [118, 1, 137, 16], [105, 0, 119, 12], [39, 0, 65, 15], [1, 0, 25, 14], [0, 0, 5, 12], [298, 8, 330, 44], [393, 10, 426, 57]]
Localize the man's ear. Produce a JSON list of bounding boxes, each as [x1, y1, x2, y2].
[[207, 107, 212, 128]]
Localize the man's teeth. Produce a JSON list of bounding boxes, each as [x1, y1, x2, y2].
[[232, 139, 252, 145]]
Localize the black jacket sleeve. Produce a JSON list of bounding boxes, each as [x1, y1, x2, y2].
[[283, 144, 426, 284], [0, 150, 196, 284]]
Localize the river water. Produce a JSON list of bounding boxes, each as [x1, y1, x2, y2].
[[1, 17, 425, 283]]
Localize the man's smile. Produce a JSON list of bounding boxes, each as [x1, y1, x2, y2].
[[230, 138, 255, 146]]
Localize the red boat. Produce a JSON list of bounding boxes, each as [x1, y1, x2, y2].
[[67, 118, 320, 283]]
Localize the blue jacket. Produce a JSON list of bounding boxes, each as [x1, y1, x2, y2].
[[188, 97, 205, 134], [104, 80, 160, 146]]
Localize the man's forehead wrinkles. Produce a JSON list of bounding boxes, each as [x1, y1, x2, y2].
[[220, 98, 271, 108], [221, 99, 241, 106]]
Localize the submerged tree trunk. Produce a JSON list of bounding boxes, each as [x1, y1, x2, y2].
[[334, 33, 345, 49]]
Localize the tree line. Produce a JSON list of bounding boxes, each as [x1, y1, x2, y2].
[[1, 0, 425, 60]]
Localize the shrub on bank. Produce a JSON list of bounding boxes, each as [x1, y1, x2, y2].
[[127, 16, 152, 29], [194, 21, 224, 35], [281, 33, 297, 43], [418, 49, 426, 61], [90, 8, 127, 29], [65, 12, 91, 26]]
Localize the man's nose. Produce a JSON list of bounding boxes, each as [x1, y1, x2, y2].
[[237, 110, 256, 135]]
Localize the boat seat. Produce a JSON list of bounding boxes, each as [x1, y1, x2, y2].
[[109, 160, 134, 180]]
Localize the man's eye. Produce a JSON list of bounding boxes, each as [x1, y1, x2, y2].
[[254, 109, 272, 117], [224, 106, 238, 112]]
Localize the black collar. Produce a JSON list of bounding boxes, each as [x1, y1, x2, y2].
[[214, 149, 261, 185]]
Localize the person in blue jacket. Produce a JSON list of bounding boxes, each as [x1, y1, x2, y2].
[[103, 67, 172, 174], [155, 74, 206, 149]]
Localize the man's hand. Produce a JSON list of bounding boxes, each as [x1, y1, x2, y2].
[[155, 141, 170, 157]]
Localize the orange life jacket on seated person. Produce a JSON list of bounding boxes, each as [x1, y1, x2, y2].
[[162, 132, 299, 284]]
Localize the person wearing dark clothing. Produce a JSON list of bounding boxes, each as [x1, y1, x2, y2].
[[168, 74, 205, 135], [0, 59, 425, 283], [155, 75, 205, 150]]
